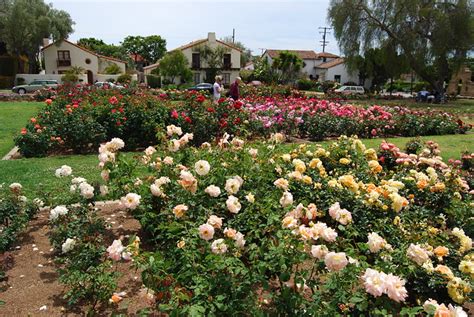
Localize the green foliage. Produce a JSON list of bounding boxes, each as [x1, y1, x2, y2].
[[122, 35, 167, 64], [239, 69, 253, 83], [328, 0, 474, 95], [103, 63, 122, 75], [49, 205, 117, 309], [193, 44, 230, 82], [296, 78, 320, 91], [77, 37, 130, 62], [271, 51, 303, 84], [116, 73, 132, 84], [146, 75, 161, 88], [61, 66, 84, 84], [0, 184, 39, 252], [0, 0, 74, 73], [159, 50, 192, 84], [102, 135, 473, 315]]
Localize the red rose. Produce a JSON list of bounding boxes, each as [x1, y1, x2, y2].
[[196, 95, 206, 103], [21, 128, 27, 135], [45, 99, 52, 105], [234, 101, 243, 109], [73, 104, 79, 109], [109, 96, 118, 105], [111, 109, 117, 113], [233, 118, 241, 124], [171, 109, 179, 119], [30, 117, 37, 123], [185, 117, 192, 124], [207, 107, 215, 113]]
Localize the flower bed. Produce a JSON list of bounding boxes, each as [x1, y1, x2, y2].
[[15, 86, 471, 157], [49, 133, 470, 315]]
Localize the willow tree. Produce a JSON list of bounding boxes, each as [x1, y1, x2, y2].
[[328, 0, 473, 95]]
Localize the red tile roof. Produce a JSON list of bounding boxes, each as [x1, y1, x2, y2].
[[42, 39, 127, 64], [316, 52, 340, 59], [315, 57, 345, 69], [264, 49, 319, 60], [169, 38, 242, 53]]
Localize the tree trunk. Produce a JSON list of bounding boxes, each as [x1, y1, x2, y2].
[[28, 52, 37, 74]]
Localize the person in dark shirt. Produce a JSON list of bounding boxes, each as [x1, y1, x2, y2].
[[229, 77, 242, 100]]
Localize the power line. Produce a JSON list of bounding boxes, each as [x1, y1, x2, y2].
[[318, 27, 331, 52]]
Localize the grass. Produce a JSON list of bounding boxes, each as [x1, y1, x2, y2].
[[0, 101, 42, 157]]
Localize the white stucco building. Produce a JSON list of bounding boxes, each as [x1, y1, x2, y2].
[[145, 32, 241, 86], [262, 49, 370, 88], [42, 39, 127, 84]]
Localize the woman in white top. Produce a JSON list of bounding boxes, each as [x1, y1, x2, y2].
[[213, 75, 223, 103]]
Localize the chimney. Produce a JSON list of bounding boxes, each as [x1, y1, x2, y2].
[[208, 32, 216, 43], [42, 38, 51, 47]]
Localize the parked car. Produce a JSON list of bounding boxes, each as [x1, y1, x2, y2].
[[187, 83, 213, 94], [94, 81, 124, 89], [334, 85, 365, 94], [379, 89, 414, 99], [12, 80, 58, 94]]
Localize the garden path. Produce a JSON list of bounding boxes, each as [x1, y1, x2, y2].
[[0, 202, 152, 316]]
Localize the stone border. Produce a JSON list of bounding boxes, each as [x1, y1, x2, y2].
[[2, 146, 20, 160]]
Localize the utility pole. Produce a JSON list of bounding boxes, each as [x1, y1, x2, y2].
[[232, 28, 235, 43], [319, 27, 331, 52]]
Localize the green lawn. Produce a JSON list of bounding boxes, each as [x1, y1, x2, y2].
[[0, 101, 42, 157]]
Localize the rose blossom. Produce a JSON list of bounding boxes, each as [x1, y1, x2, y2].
[[107, 239, 125, 261], [211, 239, 228, 254], [50, 205, 68, 220], [207, 215, 223, 229], [173, 204, 188, 218], [61, 238, 76, 253], [205, 185, 221, 197], [120, 193, 141, 210], [324, 252, 348, 272], [226, 195, 241, 214], [199, 223, 215, 241], [55, 165, 72, 177], [194, 160, 211, 176], [279, 191, 293, 207], [310, 245, 328, 259]]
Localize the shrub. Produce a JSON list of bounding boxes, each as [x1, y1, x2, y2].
[[103, 63, 122, 75], [116, 73, 132, 84], [97, 134, 473, 315], [296, 78, 316, 90], [146, 75, 161, 88]]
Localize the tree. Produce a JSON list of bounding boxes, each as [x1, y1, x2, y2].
[[271, 51, 303, 84], [159, 50, 192, 84], [328, 0, 474, 96], [193, 44, 230, 82], [0, 0, 74, 73], [122, 35, 167, 64], [77, 38, 128, 60], [221, 36, 252, 67]]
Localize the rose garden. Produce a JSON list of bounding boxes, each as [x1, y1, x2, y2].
[[0, 85, 473, 315]]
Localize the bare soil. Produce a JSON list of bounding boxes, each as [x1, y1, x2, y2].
[[0, 202, 155, 316]]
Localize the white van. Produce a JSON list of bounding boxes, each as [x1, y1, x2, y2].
[[334, 86, 365, 94]]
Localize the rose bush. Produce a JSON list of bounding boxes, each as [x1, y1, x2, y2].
[[16, 86, 470, 157], [89, 131, 473, 315]]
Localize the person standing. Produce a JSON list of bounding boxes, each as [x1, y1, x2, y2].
[[229, 77, 242, 100], [213, 75, 223, 103]]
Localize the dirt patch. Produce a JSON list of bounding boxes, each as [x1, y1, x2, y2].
[[0, 203, 153, 316]]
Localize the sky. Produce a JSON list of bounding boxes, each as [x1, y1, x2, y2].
[[49, 0, 340, 56]]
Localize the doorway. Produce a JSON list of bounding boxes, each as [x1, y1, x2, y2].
[[87, 70, 94, 84]]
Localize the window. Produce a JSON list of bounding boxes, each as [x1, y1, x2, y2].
[[85, 58, 91, 64], [193, 72, 200, 84], [222, 73, 231, 85], [57, 50, 71, 66], [223, 54, 231, 69], [192, 53, 200, 69], [334, 75, 341, 83]]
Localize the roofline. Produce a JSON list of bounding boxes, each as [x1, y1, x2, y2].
[[42, 39, 127, 64], [143, 62, 159, 70], [262, 49, 320, 59], [315, 58, 345, 69], [169, 38, 242, 53]]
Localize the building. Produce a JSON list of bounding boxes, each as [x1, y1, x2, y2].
[[447, 65, 474, 97], [262, 49, 370, 88], [41, 39, 127, 84]]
